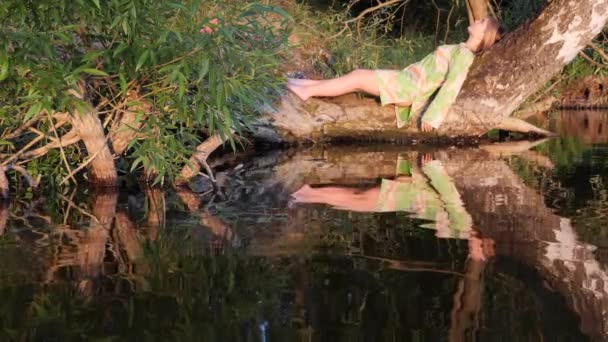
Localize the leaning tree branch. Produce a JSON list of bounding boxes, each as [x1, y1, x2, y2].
[[588, 42, 608, 63], [9, 164, 41, 189], [175, 132, 233, 186], [325, 0, 405, 42], [20, 130, 80, 159], [1, 113, 45, 141], [46, 111, 77, 185], [578, 50, 608, 68], [2, 134, 45, 166]]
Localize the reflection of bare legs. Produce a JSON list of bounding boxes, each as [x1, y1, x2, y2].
[[290, 184, 381, 212], [286, 69, 380, 101]]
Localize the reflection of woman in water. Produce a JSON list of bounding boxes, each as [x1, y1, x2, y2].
[[287, 18, 503, 132], [290, 153, 494, 261]]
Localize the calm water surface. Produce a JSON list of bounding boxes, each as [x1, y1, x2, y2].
[[1, 111, 608, 341]]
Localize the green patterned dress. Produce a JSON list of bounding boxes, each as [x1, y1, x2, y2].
[[375, 43, 475, 129], [376, 157, 473, 239]]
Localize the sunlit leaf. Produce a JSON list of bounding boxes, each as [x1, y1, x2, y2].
[[81, 68, 109, 77], [136, 50, 150, 71]]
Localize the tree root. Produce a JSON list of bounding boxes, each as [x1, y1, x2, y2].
[[493, 117, 557, 136]]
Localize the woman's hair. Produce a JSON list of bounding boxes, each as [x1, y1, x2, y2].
[[477, 17, 505, 53]]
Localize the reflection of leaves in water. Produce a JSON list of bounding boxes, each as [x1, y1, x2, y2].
[[512, 138, 608, 255], [536, 136, 589, 170], [0, 230, 292, 341]]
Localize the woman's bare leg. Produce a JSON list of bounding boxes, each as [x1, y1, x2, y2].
[[290, 184, 380, 212], [286, 78, 322, 85], [286, 69, 380, 101]]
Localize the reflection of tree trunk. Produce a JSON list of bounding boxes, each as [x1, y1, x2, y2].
[[78, 191, 118, 278], [552, 111, 608, 144], [114, 212, 144, 265], [0, 166, 8, 199], [259, 146, 608, 340], [143, 188, 165, 241], [449, 260, 485, 342], [176, 188, 235, 252]]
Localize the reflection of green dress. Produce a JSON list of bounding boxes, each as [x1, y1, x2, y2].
[[376, 158, 473, 239], [375, 44, 475, 129]]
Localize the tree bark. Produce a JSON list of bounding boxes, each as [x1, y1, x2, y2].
[[449, 0, 608, 133], [71, 107, 118, 186], [0, 166, 8, 199], [466, 0, 489, 23], [109, 87, 151, 155], [252, 0, 608, 144], [176, 133, 230, 185], [0, 200, 8, 236]]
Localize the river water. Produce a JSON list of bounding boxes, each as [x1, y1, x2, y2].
[[1, 111, 607, 341]]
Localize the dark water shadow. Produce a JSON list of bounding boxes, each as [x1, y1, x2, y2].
[[0, 138, 605, 341]]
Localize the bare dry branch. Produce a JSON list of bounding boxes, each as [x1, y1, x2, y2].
[[20, 130, 80, 159], [47, 112, 77, 185], [9, 164, 41, 189], [588, 42, 608, 63], [2, 134, 45, 166], [1, 113, 45, 141], [578, 50, 608, 68]]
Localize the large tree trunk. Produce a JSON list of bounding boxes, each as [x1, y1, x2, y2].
[[109, 87, 151, 155], [448, 0, 608, 134], [466, 0, 490, 23], [252, 0, 608, 143], [0, 166, 8, 199], [71, 108, 118, 186]]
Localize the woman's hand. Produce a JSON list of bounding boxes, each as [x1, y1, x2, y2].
[[200, 18, 220, 34]]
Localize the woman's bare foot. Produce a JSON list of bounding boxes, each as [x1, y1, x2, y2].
[[290, 184, 315, 202], [421, 121, 435, 132], [286, 82, 310, 101]]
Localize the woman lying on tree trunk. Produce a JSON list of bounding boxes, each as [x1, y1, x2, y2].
[[287, 18, 504, 132]]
